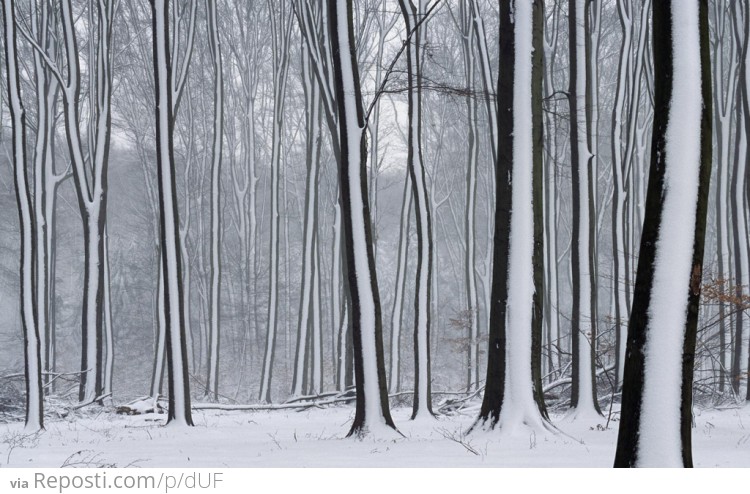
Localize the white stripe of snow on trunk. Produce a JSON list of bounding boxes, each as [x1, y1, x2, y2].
[[638, 0, 703, 467]]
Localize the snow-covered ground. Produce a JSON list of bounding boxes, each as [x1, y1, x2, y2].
[[1, 404, 748, 468]]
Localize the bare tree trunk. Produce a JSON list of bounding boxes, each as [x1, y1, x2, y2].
[[542, 1, 562, 379], [459, 0, 480, 395], [2, 0, 44, 431], [388, 174, 412, 394], [398, 0, 435, 420], [329, 0, 397, 437], [150, 0, 193, 426], [205, 0, 224, 403], [568, 0, 601, 418], [615, 0, 711, 467], [259, 0, 292, 403], [474, 0, 548, 432], [293, 40, 324, 397]]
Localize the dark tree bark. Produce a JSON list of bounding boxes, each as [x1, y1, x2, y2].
[[730, 22, 747, 395], [2, 0, 44, 431], [732, 0, 750, 400], [530, 0, 548, 420], [614, 0, 711, 468], [568, 0, 601, 416], [205, 0, 224, 403], [398, 0, 434, 421], [150, 0, 193, 426], [475, 0, 547, 430], [328, 0, 396, 437], [475, 0, 513, 428]]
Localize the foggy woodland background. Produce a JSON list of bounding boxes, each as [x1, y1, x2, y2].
[[0, 0, 745, 408]]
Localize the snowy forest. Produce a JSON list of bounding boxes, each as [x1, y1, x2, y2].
[[0, 0, 747, 469]]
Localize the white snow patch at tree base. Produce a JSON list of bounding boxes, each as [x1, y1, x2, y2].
[[469, 415, 557, 439], [410, 413, 438, 425], [349, 421, 403, 441], [561, 406, 605, 426], [1, 405, 746, 467]]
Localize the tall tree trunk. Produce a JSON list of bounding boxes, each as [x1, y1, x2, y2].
[[711, 1, 738, 393], [150, 0, 193, 426], [2, 0, 44, 431], [329, 0, 397, 437], [611, 0, 634, 387], [475, 0, 547, 431], [389, 174, 412, 394], [293, 41, 324, 397], [740, 0, 750, 404], [205, 0, 224, 403], [730, 1, 749, 397], [460, 0, 480, 395], [568, 0, 601, 418], [102, 227, 114, 401], [53, 0, 115, 405], [398, 0, 434, 420], [30, 2, 51, 394], [614, 0, 711, 468], [259, 0, 292, 404]]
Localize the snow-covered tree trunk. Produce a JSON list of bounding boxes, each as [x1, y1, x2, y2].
[[612, 0, 651, 385], [30, 2, 50, 391], [710, 2, 739, 392], [292, 42, 324, 397], [469, 0, 497, 164], [28, 1, 65, 395], [611, 0, 634, 387], [730, 94, 748, 397], [259, 0, 292, 404], [474, 0, 548, 433], [388, 173, 412, 394], [333, 201, 350, 391], [223, 2, 259, 377], [614, 0, 711, 467], [367, 3, 395, 260], [739, 0, 750, 403], [25, 0, 117, 405], [329, 0, 397, 437], [730, 0, 749, 396], [295, 0, 350, 394], [150, 0, 193, 426], [542, 1, 561, 378], [2, 0, 44, 431], [459, 0, 480, 397], [205, 0, 224, 403], [568, 0, 601, 419], [470, 0, 497, 389], [51, 0, 115, 405], [398, 0, 435, 420], [585, 0, 602, 384], [179, 91, 197, 371], [103, 227, 114, 401], [311, 234, 323, 395]]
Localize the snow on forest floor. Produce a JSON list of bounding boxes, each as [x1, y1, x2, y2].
[[0, 404, 748, 468]]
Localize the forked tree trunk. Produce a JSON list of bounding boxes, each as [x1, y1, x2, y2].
[[329, 0, 397, 437]]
